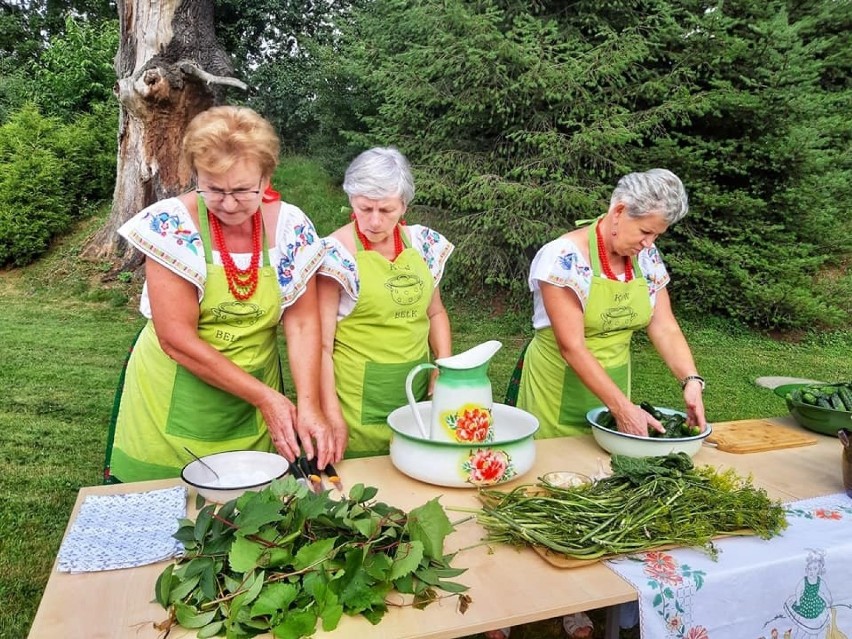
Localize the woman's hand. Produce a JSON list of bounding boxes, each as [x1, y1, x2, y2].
[[683, 383, 707, 432], [327, 413, 349, 464], [613, 403, 665, 437], [258, 390, 302, 461], [294, 404, 337, 469]]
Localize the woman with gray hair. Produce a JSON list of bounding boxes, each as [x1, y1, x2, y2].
[[513, 168, 705, 439], [317, 147, 454, 457], [499, 168, 706, 639]]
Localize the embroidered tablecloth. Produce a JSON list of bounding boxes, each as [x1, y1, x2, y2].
[[605, 493, 852, 639], [57, 486, 187, 573]]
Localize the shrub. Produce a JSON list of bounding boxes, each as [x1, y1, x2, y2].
[[0, 104, 117, 266]]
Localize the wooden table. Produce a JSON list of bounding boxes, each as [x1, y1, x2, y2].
[[28, 417, 845, 639]]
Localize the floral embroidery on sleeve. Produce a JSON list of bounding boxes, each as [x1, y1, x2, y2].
[[274, 205, 325, 308], [639, 245, 670, 299], [277, 221, 318, 288], [118, 199, 206, 293], [318, 238, 359, 300], [410, 225, 454, 284], [143, 210, 202, 255], [530, 239, 592, 309]]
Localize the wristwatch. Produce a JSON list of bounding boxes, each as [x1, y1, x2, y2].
[[681, 374, 705, 391]]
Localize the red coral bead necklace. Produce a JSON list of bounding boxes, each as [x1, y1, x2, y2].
[[354, 218, 404, 260], [209, 210, 262, 300], [596, 220, 633, 282]]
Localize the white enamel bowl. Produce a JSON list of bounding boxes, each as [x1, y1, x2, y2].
[[181, 450, 290, 503], [586, 406, 712, 458], [387, 401, 539, 488]]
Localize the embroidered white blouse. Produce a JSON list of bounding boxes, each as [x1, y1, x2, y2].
[[318, 224, 454, 319], [118, 197, 325, 319], [529, 236, 670, 330]]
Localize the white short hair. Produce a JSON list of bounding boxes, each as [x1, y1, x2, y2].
[[611, 168, 689, 224], [343, 147, 415, 205]]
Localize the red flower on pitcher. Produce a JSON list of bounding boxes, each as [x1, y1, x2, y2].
[[463, 449, 516, 485], [455, 406, 492, 442]]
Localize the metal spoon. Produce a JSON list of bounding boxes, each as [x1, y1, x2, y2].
[[184, 446, 220, 482]]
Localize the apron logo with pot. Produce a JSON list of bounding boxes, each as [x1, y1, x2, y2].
[[211, 301, 266, 328], [385, 270, 425, 306], [599, 304, 638, 336]]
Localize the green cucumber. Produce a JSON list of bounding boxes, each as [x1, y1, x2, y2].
[[829, 392, 846, 411], [837, 386, 852, 411]]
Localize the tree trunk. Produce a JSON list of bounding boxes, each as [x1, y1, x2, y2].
[[81, 0, 246, 268]]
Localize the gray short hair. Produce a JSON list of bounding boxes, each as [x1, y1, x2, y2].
[[610, 168, 689, 225], [343, 147, 415, 206]]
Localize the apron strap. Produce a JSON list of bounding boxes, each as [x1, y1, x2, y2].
[[504, 339, 531, 407]]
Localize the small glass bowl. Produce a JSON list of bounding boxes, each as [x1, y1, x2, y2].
[[540, 471, 592, 489]]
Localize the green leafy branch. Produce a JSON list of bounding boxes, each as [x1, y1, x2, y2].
[[154, 477, 468, 639]]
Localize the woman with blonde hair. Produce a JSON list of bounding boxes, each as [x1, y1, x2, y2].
[[105, 106, 338, 482]]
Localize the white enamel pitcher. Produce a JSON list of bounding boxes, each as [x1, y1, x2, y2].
[[405, 340, 502, 442]]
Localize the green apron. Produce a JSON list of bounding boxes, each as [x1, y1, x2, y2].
[[334, 228, 433, 457], [517, 219, 652, 438], [109, 199, 282, 481]]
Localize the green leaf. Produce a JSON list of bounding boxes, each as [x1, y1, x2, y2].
[[183, 556, 214, 579], [197, 620, 224, 638], [406, 498, 453, 560], [435, 580, 469, 593], [250, 582, 299, 618], [174, 603, 217, 628], [292, 537, 337, 570], [320, 601, 344, 631], [233, 500, 286, 536], [389, 540, 424, 581], [362, 552, 392, 580], [194, 504, 215, 542], [353, 515, 378, 538], [348, 483, 365, 502], [168, 574, 200, 604], [271, 608, 318, 639], [154, 564, 174, 607], [228, 535, 266, 573], [199, 564, 218, 601]]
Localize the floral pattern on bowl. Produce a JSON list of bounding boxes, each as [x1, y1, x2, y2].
[[439, 404, 494, 443], [462, 448, 516, 485]]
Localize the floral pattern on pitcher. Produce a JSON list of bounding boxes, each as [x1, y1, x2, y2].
[[463, 448, 516, 485], [439, 404, 494, 443]]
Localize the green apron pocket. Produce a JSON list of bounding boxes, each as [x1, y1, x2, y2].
[[165, 366, 262, 441], [361, 358, 428, 425], [558, 362, 629, 427]]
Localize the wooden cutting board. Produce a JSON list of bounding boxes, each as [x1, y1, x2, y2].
[[706, 419, 817, 453]]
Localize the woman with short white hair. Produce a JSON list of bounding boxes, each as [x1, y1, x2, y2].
[[318, 147, 454, 457], [501, 168, 706, 638]]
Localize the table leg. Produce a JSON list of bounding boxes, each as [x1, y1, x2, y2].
[[604, 605, 620, 639]]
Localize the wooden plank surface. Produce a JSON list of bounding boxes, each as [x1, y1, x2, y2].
[[706, 418, 817, 453]]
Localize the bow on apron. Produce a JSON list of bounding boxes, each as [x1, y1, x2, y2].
[[333, 228, 434, 458], [107, 199, 282, 482], [515, 218, 652, 438]]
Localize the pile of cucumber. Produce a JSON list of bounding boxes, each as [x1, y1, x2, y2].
[[790, 382, 852, 412], [596, 402, 702, 438]]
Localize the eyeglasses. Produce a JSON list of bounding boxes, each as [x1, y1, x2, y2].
[[195, 187, 262, 203]]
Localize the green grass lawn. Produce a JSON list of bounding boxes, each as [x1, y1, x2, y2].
[[1, 156, 849, 639]]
